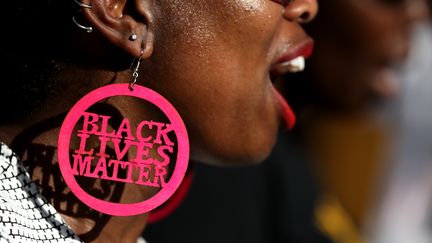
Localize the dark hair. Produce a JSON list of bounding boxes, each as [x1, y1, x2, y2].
[[1, 1, 75, 122]]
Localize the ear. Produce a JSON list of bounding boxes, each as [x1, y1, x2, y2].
[[80, 0, 154, 58]]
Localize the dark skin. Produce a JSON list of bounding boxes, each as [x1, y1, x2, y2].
[[0, 0, 317, 242]]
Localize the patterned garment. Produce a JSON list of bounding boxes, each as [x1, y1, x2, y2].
[[0, 142, 82, 242]]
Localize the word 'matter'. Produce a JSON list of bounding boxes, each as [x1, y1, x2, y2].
[[71, 112, 175, 188]]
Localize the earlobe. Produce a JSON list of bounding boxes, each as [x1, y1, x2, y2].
[[79, 0, 154, 59]]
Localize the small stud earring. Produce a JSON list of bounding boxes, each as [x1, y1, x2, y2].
[[129, 33, 138, 41]]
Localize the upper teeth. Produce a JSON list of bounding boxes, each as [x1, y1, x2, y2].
[[282, 56, 305, 72]]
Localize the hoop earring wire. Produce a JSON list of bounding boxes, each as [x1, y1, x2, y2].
[[129, 48, 145, 91], [72, 16, 93, 33], [73, 0, 92, 9]]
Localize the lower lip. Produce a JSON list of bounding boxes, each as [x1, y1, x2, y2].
[[271, 85, 296, 130]]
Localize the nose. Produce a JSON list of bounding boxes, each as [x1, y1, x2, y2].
[[283, 0, 318, 24]]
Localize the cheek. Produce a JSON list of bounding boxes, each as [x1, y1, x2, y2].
[[147, 2, 282, 165]]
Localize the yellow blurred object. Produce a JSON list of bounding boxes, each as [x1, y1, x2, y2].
[[315, 195, 365, 243], [304, 112, 391, 225]]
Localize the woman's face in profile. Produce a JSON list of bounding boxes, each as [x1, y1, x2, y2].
[[308, 0, 428, 109], [141, 0, 317, 165]]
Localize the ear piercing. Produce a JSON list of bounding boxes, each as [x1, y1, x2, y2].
[[72, 16, 93, 33], [72, 0, 93, 33], [129, 33, 138, 41], [73, 0, 92, 9], [129, 49, 145, 90], [71, 0, 138, 41]]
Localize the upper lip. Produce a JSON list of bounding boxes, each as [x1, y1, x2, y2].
[[270, 38, 314, 78]]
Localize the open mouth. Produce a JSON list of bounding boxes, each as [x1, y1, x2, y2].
[[269, 39, 314, 130]]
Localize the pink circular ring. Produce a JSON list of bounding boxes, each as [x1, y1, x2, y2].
[[58, 84, 189, 216]]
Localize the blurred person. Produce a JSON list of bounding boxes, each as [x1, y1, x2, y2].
[[304, 0, 428, 110], [281, 0, 429, 241], [365, 17, 432, 243]]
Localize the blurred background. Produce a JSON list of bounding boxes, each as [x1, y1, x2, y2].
[[143, 1, 432, 242]]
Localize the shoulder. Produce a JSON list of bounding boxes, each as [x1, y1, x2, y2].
[[0, 142, 82, 242]]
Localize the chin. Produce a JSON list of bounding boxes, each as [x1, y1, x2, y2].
[[190, 130, 278, 167]]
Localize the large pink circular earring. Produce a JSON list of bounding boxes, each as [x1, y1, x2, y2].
[[57, 50, 190, 216]]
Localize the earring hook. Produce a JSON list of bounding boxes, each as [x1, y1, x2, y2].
[[129, 50, 145, 91]]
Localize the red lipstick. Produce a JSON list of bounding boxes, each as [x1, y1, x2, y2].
[[271, 39, 314, 77], [271, 85, 296, 130], [276, 40, 314, 64], [270, 39, 314, 130]]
